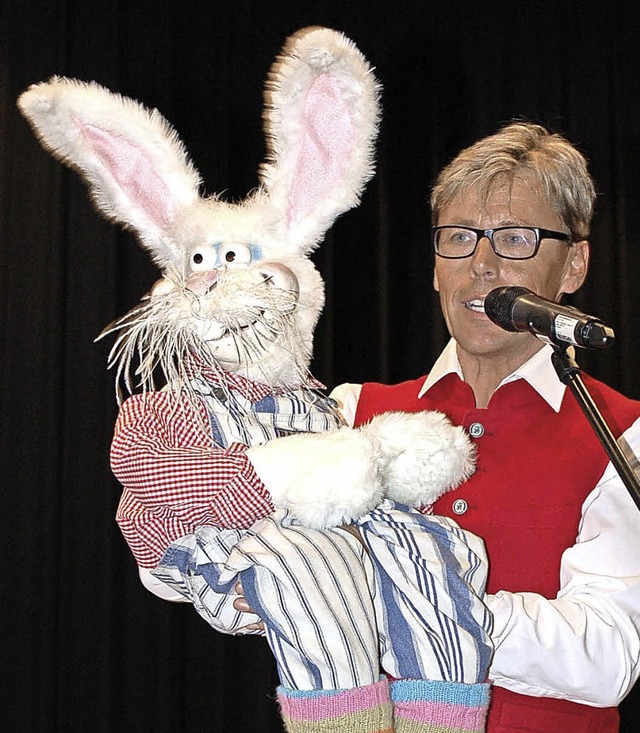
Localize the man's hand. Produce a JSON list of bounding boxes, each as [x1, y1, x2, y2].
[[233, 581, 265, 632]]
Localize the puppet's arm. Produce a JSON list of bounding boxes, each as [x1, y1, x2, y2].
[[113, 391, 476, 567], [111, 389, 379, 566], [111, 391, 274, 568], [247, 409, 476, 525]]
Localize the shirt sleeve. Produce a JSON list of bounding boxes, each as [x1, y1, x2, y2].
[[328, 383, 362, 427], [112, 392, 274, 568], [486, 415, 640, 706]]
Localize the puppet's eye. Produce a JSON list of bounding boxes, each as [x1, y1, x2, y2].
[[220, 243, 253, 267], [190, 247, 217, 272]]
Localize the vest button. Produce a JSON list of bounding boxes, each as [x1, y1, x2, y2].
[[452, 498, 468, 515], [469, 422, 484, 438]]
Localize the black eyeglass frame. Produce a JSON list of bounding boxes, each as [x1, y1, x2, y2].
[[432, 225, 572, 260]]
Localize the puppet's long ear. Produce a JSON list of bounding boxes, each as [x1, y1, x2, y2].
[[259, 27, 381, 254], [17, 77, 201, 269]]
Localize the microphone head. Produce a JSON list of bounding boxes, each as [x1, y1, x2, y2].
[[484, 286, 532, 331]]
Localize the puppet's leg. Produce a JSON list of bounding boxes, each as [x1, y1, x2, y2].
[[354, 501, 492, 733], [222, 513, 392, 732], [157, 512, 392, 732]]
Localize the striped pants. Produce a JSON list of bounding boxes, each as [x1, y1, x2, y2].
[[154, 501, 493, 691]]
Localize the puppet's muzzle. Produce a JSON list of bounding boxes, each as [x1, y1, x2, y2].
[[185, 270, 219, 296]]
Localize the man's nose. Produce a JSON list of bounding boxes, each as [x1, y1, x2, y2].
[[469, 236, 499, 276]]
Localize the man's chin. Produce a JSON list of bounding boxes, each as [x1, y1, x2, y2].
[[456, 328, 541, 359]]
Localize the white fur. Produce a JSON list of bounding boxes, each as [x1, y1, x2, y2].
[[361, 411, 477, 507], [17, 77, 201, 269], [17, 27, 380, 395], [260, 26, 381, 254], [245, 409, 476, 527], [246, 427, 385, 528]]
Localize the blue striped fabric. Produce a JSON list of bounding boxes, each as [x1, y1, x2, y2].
[[155, 502, 493, 690], [156, 512, 380, 690], [355, 502, 493, 683], [189, 376, 342, 449]]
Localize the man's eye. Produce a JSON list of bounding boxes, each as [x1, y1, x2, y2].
[[501, 230, 534, 247]]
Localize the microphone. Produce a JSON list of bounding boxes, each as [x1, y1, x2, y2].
[[484, 286, 615, 349]]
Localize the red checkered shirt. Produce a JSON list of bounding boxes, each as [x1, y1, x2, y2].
[[112, 366, 339, 568]]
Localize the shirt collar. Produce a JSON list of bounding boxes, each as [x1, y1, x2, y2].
[[418, 338, 566, 412]]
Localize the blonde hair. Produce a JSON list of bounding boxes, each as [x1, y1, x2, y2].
[[430, 122, 596, 240]]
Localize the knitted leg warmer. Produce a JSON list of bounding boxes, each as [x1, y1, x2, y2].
[[391, 679, 490, 733], [277, 678, 393, 733]]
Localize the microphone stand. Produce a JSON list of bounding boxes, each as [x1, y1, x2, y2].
[[551, 344, 640, 510]]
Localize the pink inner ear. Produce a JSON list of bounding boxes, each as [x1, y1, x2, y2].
[[77, 119, 174, 227], [287, 74, 355, 226]]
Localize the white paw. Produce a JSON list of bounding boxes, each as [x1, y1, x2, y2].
[[360, 411, 476, 507], [246, 427, 385, 528]]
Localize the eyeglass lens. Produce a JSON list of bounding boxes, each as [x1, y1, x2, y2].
[[435, 227, 538, 259]]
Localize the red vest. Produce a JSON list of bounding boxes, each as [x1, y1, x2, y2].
[[355, 372, 640, 733]]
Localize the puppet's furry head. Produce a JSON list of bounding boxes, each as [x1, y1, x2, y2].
[[18, 27, 380, 398]]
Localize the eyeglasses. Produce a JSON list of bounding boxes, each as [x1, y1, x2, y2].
[[433, 225, 571, 260]]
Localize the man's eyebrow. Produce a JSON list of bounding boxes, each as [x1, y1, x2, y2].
[[440, 219, 527, 227]]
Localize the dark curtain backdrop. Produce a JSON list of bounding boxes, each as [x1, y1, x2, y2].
[[3, 1, 640, 731]]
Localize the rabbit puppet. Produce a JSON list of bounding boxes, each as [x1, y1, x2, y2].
[[19, 27, 491, 733]]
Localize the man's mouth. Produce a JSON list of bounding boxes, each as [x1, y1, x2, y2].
[[464, 298, 485, 313]]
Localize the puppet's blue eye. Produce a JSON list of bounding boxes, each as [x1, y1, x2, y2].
[[220, 243, 252, 267], [191, 242, 262, 270]]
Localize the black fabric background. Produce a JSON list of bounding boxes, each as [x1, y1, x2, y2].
[[3, 1, 640, 730]]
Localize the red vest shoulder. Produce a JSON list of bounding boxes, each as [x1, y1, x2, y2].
[[355, 377, 432, 425]]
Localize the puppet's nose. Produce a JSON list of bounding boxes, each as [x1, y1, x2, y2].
[[186, 270, 219, 296]]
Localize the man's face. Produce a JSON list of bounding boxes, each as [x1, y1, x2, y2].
[[433, 176, 590, 363]]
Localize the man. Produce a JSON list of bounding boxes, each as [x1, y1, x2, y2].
[[331, 121, 640, 731]]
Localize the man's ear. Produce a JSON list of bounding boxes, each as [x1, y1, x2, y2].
[[561, 240, 590, 295], [433, 268, 440, 293]]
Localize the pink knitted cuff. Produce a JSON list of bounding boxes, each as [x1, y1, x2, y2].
[[277, 678, 392, 732]]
